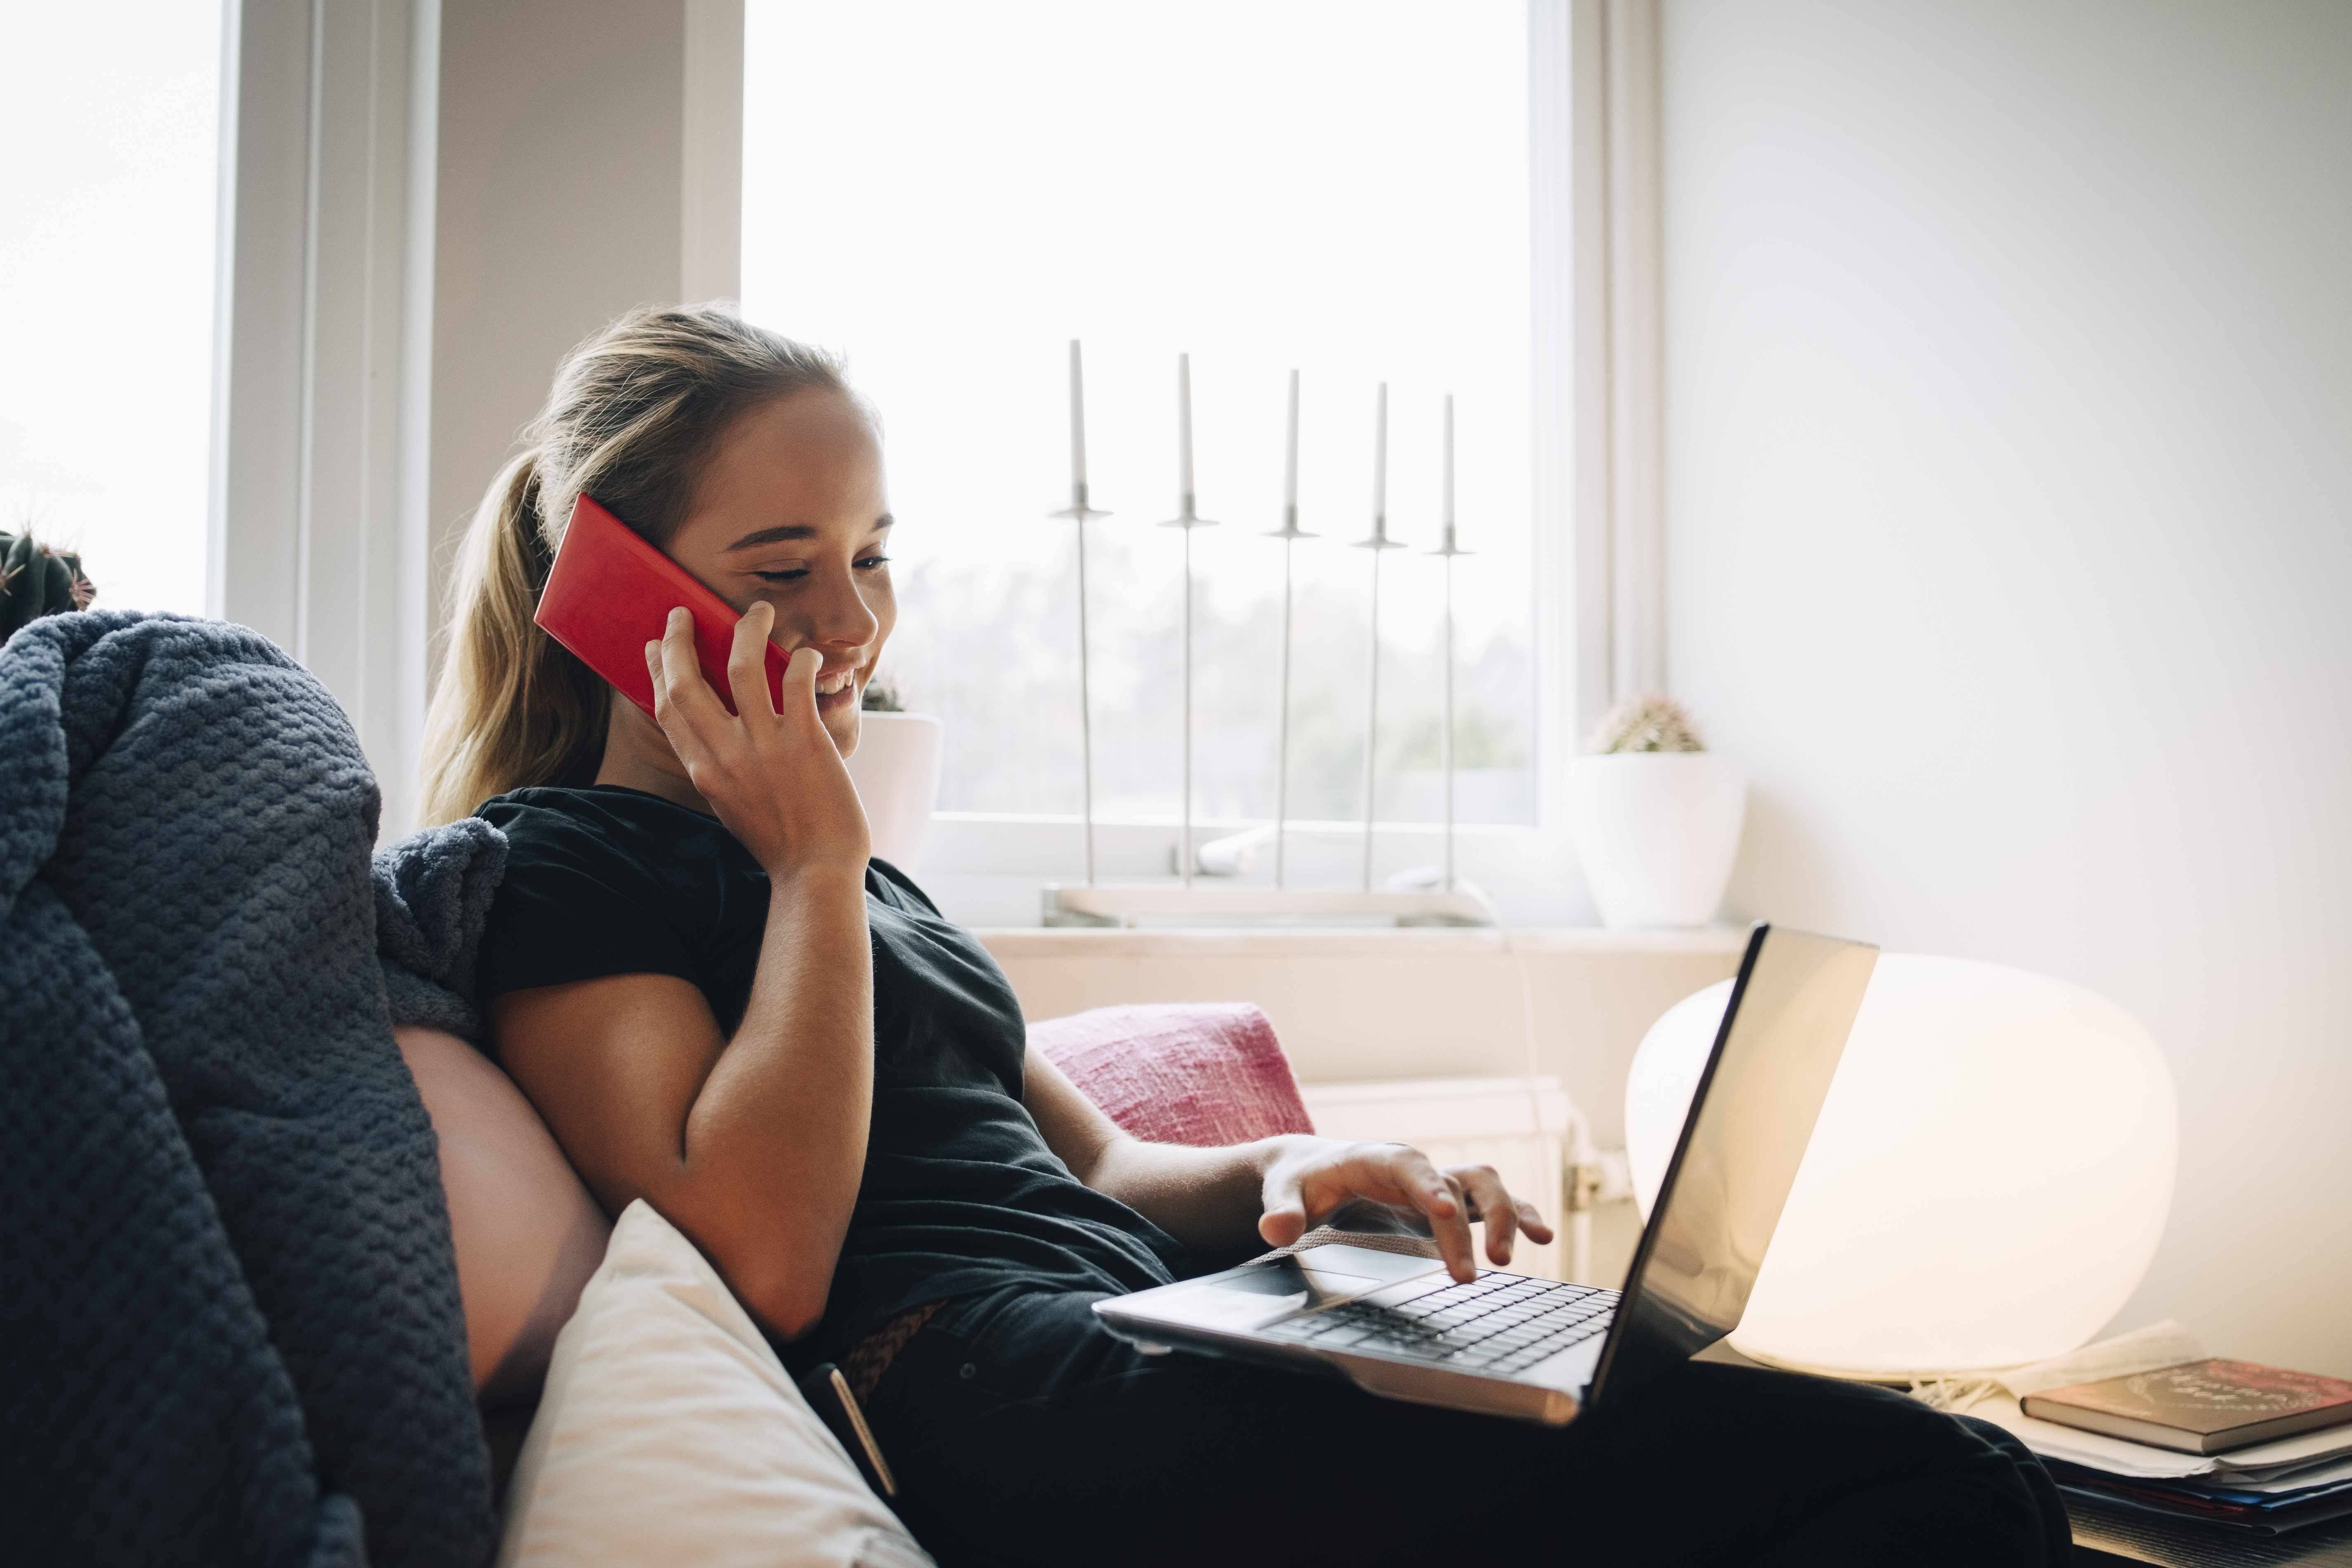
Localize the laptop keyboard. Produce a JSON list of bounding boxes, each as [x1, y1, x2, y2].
[[1263, 1271, 1617, 1376]]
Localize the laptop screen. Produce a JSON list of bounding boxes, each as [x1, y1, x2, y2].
[[1587, 924, 1879, 1405]]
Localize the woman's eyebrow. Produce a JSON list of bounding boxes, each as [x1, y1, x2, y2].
[[724, 524, 815, 550], [724, 515, 894, 552]]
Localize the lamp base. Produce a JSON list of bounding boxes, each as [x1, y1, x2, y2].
[[1725, 1335, 2033, 1390]]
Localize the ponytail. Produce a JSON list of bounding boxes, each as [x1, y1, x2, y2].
[[418, 452, 607, 824], [418, 304, 848, 824]]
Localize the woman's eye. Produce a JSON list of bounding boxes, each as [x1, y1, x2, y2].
[[748, 555, 887, 582]]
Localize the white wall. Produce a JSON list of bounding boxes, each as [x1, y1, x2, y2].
[[215, 0, 436, 838], [198, 0, 738, 833], [1660, 0, 2352, 1374], [428, 0, 689, 673]]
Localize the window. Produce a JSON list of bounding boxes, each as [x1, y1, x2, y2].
[[0, 2, 223, 616], [742, 2, 1536, 843]]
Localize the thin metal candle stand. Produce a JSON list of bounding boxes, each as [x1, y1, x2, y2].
[[1267, 368, 1312, 890], [1041, 360, 1491, 929], [1048, 339, 1108, 888], [1431, 393, 1470, 895], [1157, 353, 1216, 890], [1355, 383, 1406, 893]]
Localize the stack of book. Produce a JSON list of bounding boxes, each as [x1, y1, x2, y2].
[[1968, 1337, 2352, 1536]]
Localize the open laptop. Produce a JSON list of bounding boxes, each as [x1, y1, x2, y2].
[[1094, 923, 1878, 1425]]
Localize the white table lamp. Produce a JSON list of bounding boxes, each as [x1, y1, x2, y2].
[[1625, 954, 2177, 1379]]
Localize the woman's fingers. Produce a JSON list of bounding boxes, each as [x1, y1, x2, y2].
[[633, 604, 870, 880], [1255, 1140, 1557, 1283], [1257, 1163, 1309, 1249], [726, 600, 781, 718], [1448, 1164, 1520, 1265], [1367, 1146, 1475, 1282], [782, 643, 824, 724], [654, 607, 729, 726], [646, 611, 720, 772], [1263, 1143, 1419, 1250]]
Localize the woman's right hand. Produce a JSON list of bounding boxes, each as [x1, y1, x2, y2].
[[508, 596, 878, 1339], [644, 601, 871, 880]]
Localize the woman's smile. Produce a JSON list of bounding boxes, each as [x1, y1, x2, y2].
[[814, 665, 861, 714]]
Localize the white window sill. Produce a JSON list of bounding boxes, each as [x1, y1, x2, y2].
[[912, 811, 1596, 927], [973, 925, 1750, 958]]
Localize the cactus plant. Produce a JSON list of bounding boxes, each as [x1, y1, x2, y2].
[[0, 529, 96, 642], [860, 670, 906, 712], [1585, 692, 1705, 755]]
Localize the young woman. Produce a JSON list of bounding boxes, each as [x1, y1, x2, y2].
[[425, 306, 2069, 1567]]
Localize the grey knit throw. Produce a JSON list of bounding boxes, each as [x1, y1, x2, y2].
[[0, 613, 494, 1568]]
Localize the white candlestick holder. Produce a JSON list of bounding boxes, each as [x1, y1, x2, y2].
[[1157, 353, 1216, 892], [1353, 382, 1408, 893], [1039, 359, 1491, 928], [1050, 339, 1110, 886]]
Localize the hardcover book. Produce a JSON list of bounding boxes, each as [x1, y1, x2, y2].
[[2022, 1358, 2352, 1455]]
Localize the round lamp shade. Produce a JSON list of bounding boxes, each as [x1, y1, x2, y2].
[[1624, 955, 2176, 1378]]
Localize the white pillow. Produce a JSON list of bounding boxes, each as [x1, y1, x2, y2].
[[496, 1200, 933, 1568]]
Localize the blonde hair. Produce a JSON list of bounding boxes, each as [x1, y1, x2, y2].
[[419, 305, 848, 824]]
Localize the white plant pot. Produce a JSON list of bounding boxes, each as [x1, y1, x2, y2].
[[1565, 753, 1746, 928], [842, 711, 944, 870]]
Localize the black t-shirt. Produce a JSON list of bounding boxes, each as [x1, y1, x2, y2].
[[472, 784, 1193, 1365]]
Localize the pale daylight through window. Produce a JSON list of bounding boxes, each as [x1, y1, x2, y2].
[[742, 1, 1533, 829], [0, 1, 222, 616]]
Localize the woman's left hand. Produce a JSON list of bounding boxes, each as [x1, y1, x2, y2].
[[1256, 1137, 1556, 1284]]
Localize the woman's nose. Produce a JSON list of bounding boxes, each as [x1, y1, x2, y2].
[[789, 563, 880, 651]]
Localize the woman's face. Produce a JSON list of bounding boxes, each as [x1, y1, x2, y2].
[[661, 389, 895, 758]]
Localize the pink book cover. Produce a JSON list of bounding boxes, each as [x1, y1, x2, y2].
[[2029, 1359, 2352, 1438]]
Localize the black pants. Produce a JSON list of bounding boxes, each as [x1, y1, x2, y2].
[[865, 1287, 2072, 1568]]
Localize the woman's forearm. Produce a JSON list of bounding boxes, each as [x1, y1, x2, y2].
[[679, 864, 874, 1337], [1076, 1127, 1548, 1284], [1023, 1026, 1545, 1279], [1080, 1135, 1305, 1258]]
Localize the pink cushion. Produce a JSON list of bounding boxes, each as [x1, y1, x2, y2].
[[397, 1026, 612, 1405], [1028, 1003, 1316, 1147]]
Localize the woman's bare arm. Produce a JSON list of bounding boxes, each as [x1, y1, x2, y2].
[[490, 864, 868, 1339], [490, 605, 874, 1341], [1023, 1051, 1554, 1283]]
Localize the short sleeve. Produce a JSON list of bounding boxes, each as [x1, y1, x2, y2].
[[474, 797, 704, 1003], [866, 857, 942, 918]]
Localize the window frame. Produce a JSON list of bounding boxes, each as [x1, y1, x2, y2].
[[208, 0, 1662, 926], [864, 1, 1638, 928]]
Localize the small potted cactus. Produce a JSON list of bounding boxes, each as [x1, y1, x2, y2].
[[841, 672, 945, 870], [1565, 695, 1745, 928]]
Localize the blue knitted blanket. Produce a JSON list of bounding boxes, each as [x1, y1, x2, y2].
[[0, 614, 495, 1568], [376, 811, 508, 1043]]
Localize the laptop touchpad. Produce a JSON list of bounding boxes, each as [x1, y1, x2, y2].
[[1214, 1258, 1379, 1301], [1164, 1258, 1372, 1329], [1135, 1246, 1441, 1331], [1209, 1247, 1436, 1305]]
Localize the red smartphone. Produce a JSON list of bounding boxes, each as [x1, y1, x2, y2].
[[534, 493, 788, 719]]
